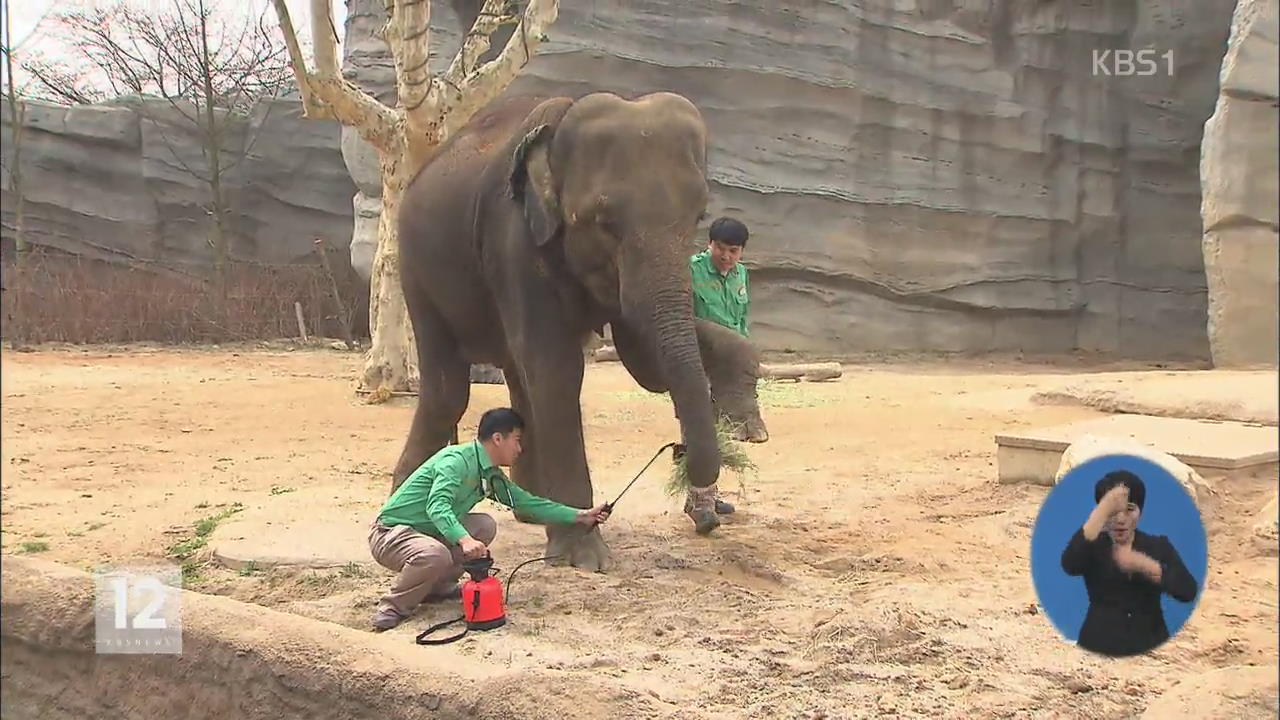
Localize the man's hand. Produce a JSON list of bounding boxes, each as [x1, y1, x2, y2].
[[459, 535, 488, 560], [576, 503, 611, 526]]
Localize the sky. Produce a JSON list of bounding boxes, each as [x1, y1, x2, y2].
[[4, 0, 350, 89]]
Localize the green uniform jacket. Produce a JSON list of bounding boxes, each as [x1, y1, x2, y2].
[[377, 440, 580, 543], [690, 249, 750, 337]]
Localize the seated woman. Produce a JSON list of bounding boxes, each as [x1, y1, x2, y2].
[[1060, 470, 1199, 657]]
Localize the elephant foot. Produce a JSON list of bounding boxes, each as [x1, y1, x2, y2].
[[684, 484, 721, 535], [544, 524, 612, 572], [469, 364, 505, 385]]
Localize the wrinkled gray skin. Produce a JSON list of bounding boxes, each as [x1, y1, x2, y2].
[[392, 91, 725, 570], [694, 318, 768, 443]]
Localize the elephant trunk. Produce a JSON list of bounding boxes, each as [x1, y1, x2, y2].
[[621, 254, 721, 490]]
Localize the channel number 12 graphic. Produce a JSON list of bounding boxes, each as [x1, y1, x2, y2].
[[94, 565, 184, 654]]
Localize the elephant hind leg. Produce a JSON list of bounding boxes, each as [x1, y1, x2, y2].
[[389, 306, 471, 494]]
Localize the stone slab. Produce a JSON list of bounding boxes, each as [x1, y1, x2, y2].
[[1032, 371, 1278, 426], [209, 490, 377, 570], [995, 414, 1279, 482]]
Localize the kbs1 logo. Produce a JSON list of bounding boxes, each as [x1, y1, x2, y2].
[[1092, 49, 1174, 76]]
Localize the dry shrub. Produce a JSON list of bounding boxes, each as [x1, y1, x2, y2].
[[0, 249, 366, 345]]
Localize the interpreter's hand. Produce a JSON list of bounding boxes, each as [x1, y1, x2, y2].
[[1113, 544, 1156, 575], [1101, 484, 1130, 515], [459, 535, 489, 560], [576, 503, 611, 526]]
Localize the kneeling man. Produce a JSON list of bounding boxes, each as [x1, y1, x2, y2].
[[368, 407, 611, 630]]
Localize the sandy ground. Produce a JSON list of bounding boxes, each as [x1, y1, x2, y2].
[[1, 344, 1276, 719]]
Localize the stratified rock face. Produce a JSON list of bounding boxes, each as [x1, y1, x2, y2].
[[5, 2, 1243, 361], [348, 0, 1234, 359], [1201, 0, 1280, 368], [0, 95, 355, 270]]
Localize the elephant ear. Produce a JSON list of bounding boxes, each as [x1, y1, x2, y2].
[[509, 98, 572, 247]]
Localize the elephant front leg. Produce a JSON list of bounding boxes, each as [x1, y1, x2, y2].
[[504, 350, 611, 572], [546, 523, 610, 572]]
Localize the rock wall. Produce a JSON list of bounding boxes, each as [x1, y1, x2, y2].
[[344, 0, 1236, 359], [1201, 0, 1279, 368], [0, 95, 355, 271], [6, 1, 1248, 359]]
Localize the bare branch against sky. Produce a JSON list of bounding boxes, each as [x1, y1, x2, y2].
[[12, 0, 315, 283], [3, 0, 342, 92]]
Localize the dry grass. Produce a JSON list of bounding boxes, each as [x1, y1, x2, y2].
[[664, 417, 759, 496], [1, 249, 365, 345]]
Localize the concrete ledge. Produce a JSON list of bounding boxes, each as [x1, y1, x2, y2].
[[995, 414, 1279, 486], [0, 556, 676, 720], [996, 444, 1066, 486]]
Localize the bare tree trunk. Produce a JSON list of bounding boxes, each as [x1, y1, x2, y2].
[[2, 0, 26, 260], [3, 0, 29, 350], [196, 0, 229, 295], [361, 146, 419, 392], [7, 101, 25, 259]]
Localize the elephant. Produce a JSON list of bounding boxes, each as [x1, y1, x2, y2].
[[694, 318, 769, 444], [392, 90, 732, 570]]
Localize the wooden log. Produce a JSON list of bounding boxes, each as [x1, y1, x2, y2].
[[760, 362, 842, 382]]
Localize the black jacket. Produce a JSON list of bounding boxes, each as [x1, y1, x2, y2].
[[1060, 527, 1198, 657]]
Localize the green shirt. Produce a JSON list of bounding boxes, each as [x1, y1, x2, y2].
[[690, 249, 750, 337], [377, 440, 580, 543]]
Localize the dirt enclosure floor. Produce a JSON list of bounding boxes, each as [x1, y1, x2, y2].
[[1, 344, 1277, 719]]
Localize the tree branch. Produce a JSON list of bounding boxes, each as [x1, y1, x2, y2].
[[19, 57, 106, 104], [267, 0, 326, 118], [440, 0, 516, 90], [309, 0, 341, 78], [387, 0, 433, 118], [268, 0, 399, 154], [439, 0, 558, 137]]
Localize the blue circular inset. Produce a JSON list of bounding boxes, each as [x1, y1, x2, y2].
[[1029, 453, 1208, 657]]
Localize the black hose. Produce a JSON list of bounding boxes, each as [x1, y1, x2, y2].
[[499, 441, 682, 606], [502, 555, 560, 606]]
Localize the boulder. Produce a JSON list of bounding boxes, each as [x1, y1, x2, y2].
[[340, 126, 383, 198], [349, 191, 381, 283], [1201, 0, 1280, 368], [1053, 434, 1214, 507], [469, 364, 505, 385], [1253, 490, 1278, 554]]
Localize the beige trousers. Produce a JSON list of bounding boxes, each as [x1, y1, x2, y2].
[[367, 513, 497, 617]]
